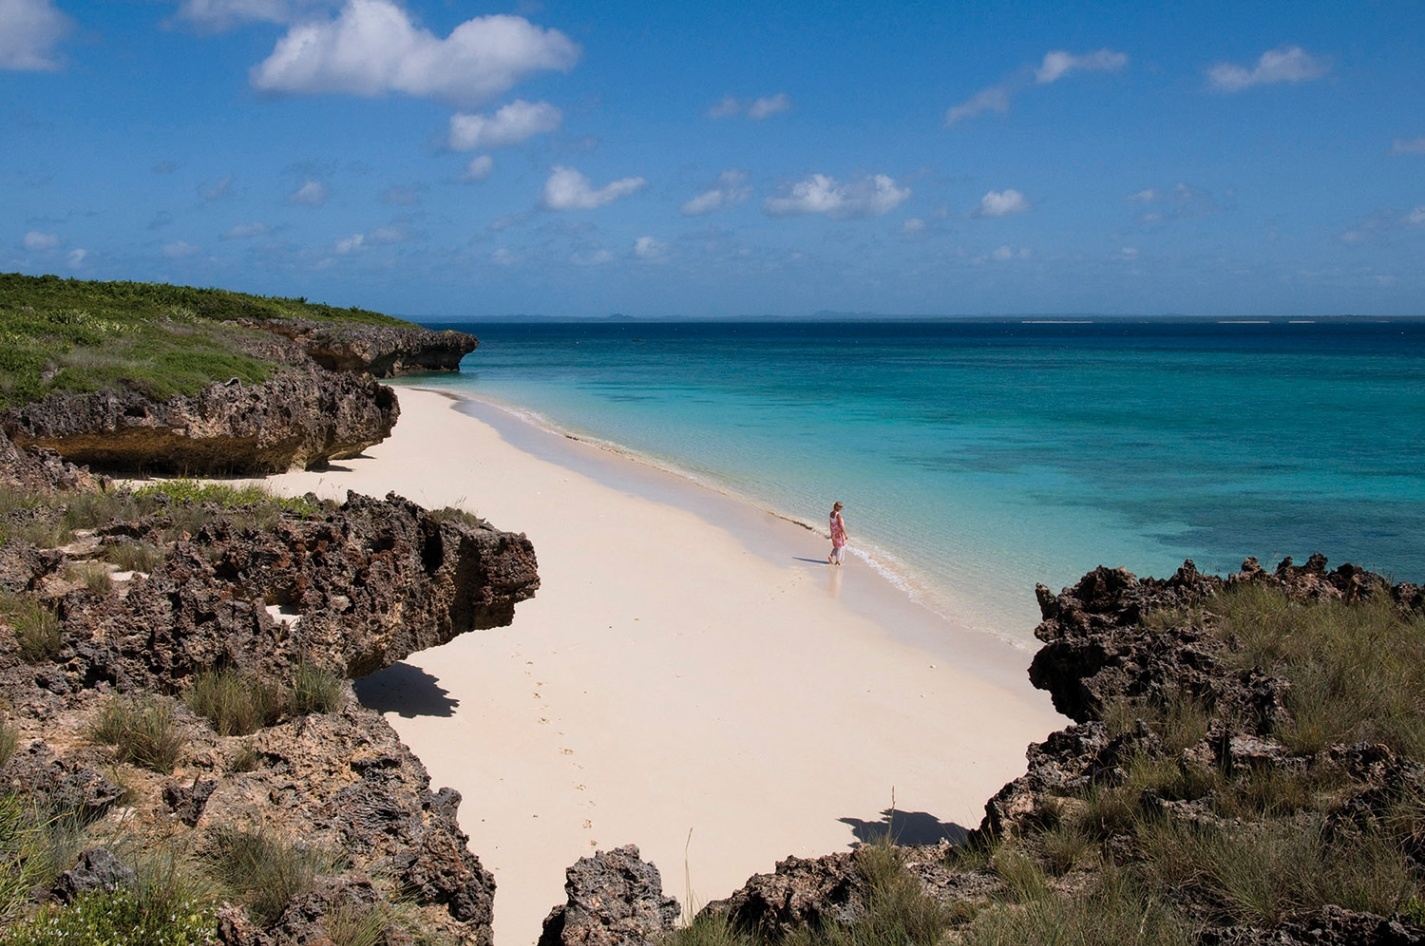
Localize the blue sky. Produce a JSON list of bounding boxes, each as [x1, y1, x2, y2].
[[3, 0, 1423, 318]]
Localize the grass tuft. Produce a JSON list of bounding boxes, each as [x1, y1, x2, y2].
[[91, 695, 186, 773], [290, 663, 346, 716], [1, 592, 63, 663], [185, 670, 287, 737], [207, 824, 342, 926]]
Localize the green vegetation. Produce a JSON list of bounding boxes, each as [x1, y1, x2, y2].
[[91, 695, 187, 773], [207, 824, 342, 925], [184, 670, 287, 737], [0, 591, 62, 663], [0, 272, 411, 409], [0, 887, 218, 946], [0, 795, 87, 923], [185, 664, 345, 737]]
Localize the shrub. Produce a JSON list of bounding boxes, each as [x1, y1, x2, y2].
[[0, 887, 217, 945], [290, 663, 346, 716], [207, 825, 341, 926], [0, 795, 87, 923], [91, 696, 186, 773], [66, 561, 113, 594], [1, 592, 62, 663], [326, 900, 396, 946], [104, 539, 165, 573], [185, 670, 287, 737], [960, 865, 1192, 946], [782, 841, 951, 946]]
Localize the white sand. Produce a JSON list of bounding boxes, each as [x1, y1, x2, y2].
[[264, 386, 1064, 946]]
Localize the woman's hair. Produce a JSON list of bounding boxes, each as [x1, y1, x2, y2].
[[832, 501, 843, 511]]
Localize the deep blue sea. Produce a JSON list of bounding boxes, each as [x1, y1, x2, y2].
[[412, 319, 1425, 642]]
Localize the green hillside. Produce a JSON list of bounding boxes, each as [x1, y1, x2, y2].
[[0, 273, 411, 409]]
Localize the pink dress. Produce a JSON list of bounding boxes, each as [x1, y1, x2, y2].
[[830, 512, 847, 548]]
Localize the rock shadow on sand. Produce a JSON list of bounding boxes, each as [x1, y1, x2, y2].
[[354, 662, 458, 718], [839, 809, 969, 847]]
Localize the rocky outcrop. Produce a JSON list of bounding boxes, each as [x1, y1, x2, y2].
[[538, 846, 681, 946], [0, 435, 538, 943], [242, 319, 478, 377], [3, 370, 398, 474]]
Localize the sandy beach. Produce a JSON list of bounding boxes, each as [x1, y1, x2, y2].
[[264, 385, 1064, 946]]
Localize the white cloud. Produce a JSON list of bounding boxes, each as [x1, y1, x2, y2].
[[172, 0, 335, 31], [461, 155, 494, 182], [22, 230, 59, 250], [1391, 137, 1425, 156], [66, 248, 85, 266], [539, 165, 645, 211], [224, 222, 271, 239], [681, 169, 751, 216], [251, 0, 580, 106], [975, 189, 1030, 217], [945, 86, 1011, 126], [289, 180, 330, 206], [0, 0, 71, 71], [633, 236, 666, 261], [901, 218, 926, 235], [1207, 45, 1329, 93], [491, 247, 518, 266], [747, 92, 791, 119], [163, 241, 201, 258], [449, 99, 561, 150], [764, 173, 910, 219], [974, 245, 1030, 265], [949, 48, 1128, 126], [708, 92, 791, 120], [335, 224, 409, 253], [1035, 48, 1128, 84], [1128, 188, 1159, 202], [1408, 207, 1425, 226], [570, 248, 614, 266], [199, 174, 233, 201]]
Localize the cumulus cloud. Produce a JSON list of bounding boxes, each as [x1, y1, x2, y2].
[[335, 224, 410, 253], [1035, 48, 1128, 84], [0, 0, 71, 71], [461, 155, 494, 182], [633, 236, 666, 261], [945, 86, 1011, 126], [974, 189, 1030, 217], [681, 169, 751, 216], [707, 92, 791, 120], [172, 0, 333, 31], [570, 248, 614, 266], [764, 173, 910, 219], [947, 48, 1126, 126], [224, 222, 271, 239], [449, 99, 561, 150], [199, 174, 233, 201], [539, 165, 645, 211], [163, 241, 201, 258], [251, 0, 580, 106], [289, 180, 329, 206], [22, 230, 59, 250], [1391, 137, 1425, 156], [1207, 45, 1329, 92]]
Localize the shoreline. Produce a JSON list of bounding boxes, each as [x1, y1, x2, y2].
[[263, 386, 1065, 946]]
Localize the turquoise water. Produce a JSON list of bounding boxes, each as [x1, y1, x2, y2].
[[412, 319, 1425, 643]]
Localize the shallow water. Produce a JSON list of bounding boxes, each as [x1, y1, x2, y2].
[[412, 319, 1425, 644]]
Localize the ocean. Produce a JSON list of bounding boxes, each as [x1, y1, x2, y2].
[[410, 319, 1425, 644]]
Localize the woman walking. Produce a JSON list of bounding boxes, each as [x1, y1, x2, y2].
[[828, 501, 848, 565]]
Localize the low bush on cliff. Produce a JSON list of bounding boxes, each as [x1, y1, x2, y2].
[[1212, 585, 1425, 758], [185, 670, 287, 737], [0, 887, 218, 946], [0, 272, 410, 409], [207, 824, 342, 926], [0, 592, 62, 663], [91, 695, 187, 773]]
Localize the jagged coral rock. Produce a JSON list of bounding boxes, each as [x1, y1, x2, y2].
[[539, 845, 681, 946], [2, 370, 398, 475], [244, 319, 478, 376]]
